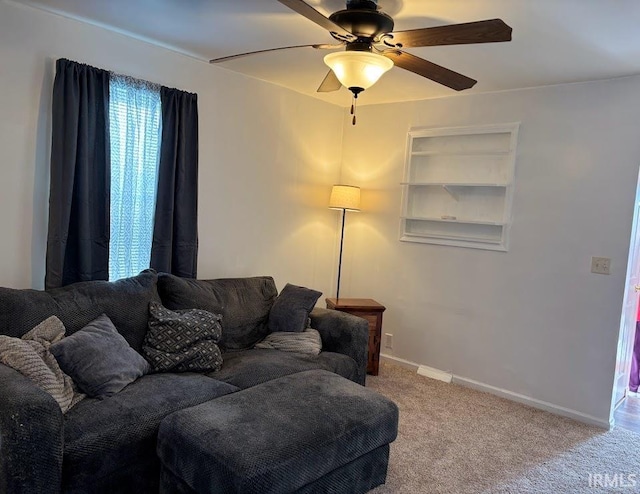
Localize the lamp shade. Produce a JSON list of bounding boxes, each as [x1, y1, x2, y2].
[[324, 51, 393, 90], [329, 185, 361, 212]]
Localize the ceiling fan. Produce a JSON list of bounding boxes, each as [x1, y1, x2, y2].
[[210, 0, 512, 122]]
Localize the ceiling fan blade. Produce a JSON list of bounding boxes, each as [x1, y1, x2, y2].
[[278, 0, 356, 40], [382, 50, 477, 91], [317, 70, 342, 93], [384, 19, 512, 48], [210, 44, 322, 63]]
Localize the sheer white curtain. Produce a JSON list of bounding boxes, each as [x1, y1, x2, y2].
[[109, 74, 162, 281]]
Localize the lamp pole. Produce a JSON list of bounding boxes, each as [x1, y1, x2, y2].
[[336, 208, 346, 300], [329, 184, 361, 301]]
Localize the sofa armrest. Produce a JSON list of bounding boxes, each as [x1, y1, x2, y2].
[[0, 363, 63, 494], [310, 308, 368, 385]]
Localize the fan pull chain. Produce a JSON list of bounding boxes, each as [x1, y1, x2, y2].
[[351, 94, 358, 125]]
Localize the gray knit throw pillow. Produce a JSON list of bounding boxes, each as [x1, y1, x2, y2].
[[255, 328, 322, 356], [143, 302, 223, 373], [0, 316, 84, 413]]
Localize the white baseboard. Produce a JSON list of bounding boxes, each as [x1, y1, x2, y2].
[[379, 353, 610, 429], [380, 353, 420, 371], [454, 376, 610, 429]]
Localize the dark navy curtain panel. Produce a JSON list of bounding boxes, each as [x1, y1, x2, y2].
[[150, 87, 199, 278], [45, 59, 111, 289]]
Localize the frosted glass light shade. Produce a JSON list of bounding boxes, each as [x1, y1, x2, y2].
[[324, 51, 393, 90], [329, 185, 361, 211]]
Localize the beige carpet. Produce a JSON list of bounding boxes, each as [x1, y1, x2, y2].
[[367, 362, 640, 493]]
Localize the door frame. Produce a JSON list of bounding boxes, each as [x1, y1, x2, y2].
[[610, 167, 640, 424]]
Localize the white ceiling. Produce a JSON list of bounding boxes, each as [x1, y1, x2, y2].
[[14, 0, 640, 107]]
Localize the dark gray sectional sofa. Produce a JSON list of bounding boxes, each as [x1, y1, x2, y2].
[[0, 270, 370, 494]]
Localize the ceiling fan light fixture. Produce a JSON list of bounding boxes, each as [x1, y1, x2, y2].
[[324, 51, 393, 92]]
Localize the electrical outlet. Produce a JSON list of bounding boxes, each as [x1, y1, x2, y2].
[[591, 256, 611, 275], [385, 333, 393, 349]]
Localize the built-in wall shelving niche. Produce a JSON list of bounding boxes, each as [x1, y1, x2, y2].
[[400, 123, 519, 251]]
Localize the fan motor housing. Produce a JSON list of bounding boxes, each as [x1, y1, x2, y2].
[[329, 9, 394, 39]]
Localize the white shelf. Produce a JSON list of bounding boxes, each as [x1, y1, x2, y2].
[[402, 231, 503, 244], [400, 123, 519, 251], [401, 182, 508, 187], [401, 216, 505, 226], [411, 150, 511, 157]]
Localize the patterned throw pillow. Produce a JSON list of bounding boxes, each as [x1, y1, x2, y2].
[[255, 328, 322, 356], [0, 316, 84, 413], [143, 302, 223, 373]]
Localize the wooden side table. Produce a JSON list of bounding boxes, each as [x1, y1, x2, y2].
[[325, 298, 386, 376]]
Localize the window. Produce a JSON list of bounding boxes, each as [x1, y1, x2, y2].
[[108, 75, 162, 281], [46, 58, 198, 289]]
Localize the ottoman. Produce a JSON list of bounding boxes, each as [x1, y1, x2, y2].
[[157, 369, 398, 494]]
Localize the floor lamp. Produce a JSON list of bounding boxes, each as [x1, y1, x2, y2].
[[329, 184, 361, 300]]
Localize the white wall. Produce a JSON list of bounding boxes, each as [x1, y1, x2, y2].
[[339, 77, 640, 423], [0, 0, 344, 294]]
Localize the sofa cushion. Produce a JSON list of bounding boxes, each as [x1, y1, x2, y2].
[[62, 373, 238, 493], [268, 283, 322, 333], [209, 348, 358, 389], [0, 270, 160, 352], [157, 274, 277, 351], [143, 302, 223, 373], [51, 314, 150, 398]]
